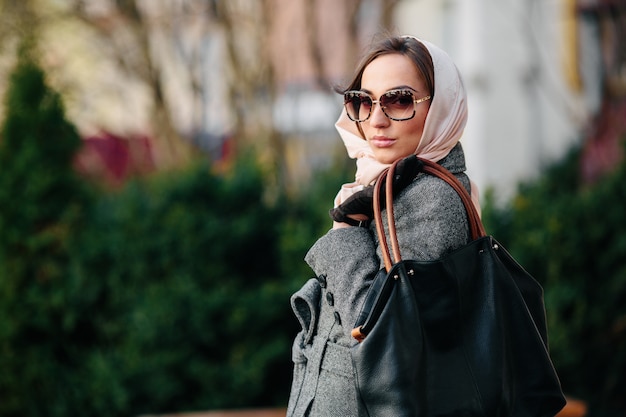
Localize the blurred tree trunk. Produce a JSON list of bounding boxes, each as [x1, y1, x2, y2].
[[213, 0, 285, 187], [70, 0, 195, 169]]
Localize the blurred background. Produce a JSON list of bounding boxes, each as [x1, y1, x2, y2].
[[0, 0, 624, 416]]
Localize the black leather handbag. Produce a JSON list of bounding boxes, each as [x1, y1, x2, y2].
[[350, 157, 566, 416]]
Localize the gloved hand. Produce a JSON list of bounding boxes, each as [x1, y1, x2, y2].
[[330, 155, 423, 226]]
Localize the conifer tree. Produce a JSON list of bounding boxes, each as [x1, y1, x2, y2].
[[0, 46, 91, 416]]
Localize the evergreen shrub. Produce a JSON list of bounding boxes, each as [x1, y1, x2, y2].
[[0, 48, 95, 416], [0, 49, 312, 416]]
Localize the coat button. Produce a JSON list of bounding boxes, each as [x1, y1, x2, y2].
[[317, 274, 327, 288], [334, 311, 341, 325], [326, 291, 334, 306]]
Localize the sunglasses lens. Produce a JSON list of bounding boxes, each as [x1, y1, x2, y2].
[[380, 90, 415, 120], [344, 92, 372, 122]]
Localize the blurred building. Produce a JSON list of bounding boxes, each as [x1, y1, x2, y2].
[[268, 0, 624, 200], [23, 0, 622, 198], [274, 0, 614, 197], [392, 0, 615, 200]]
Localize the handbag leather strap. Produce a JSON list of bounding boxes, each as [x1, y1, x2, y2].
[[373, 157, 486, 272]]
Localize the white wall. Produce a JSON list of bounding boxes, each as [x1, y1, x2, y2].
[[394, 0, 585, 202]]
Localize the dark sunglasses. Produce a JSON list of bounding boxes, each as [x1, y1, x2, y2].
[[344, 88, 431, 122]]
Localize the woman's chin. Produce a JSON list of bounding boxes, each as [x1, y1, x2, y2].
[[372, 150, 411, 164]]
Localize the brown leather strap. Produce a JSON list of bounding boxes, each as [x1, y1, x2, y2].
[[373, 157, 486, 272], [373, 167, 392, 271]]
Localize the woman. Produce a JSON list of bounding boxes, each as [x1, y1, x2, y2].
[[287, 35, 480, 416]]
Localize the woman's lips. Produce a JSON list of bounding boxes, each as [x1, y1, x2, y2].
[[370, 136, 396, 148]]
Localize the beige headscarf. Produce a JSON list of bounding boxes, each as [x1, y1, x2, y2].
[[334, 36, 481, 216]]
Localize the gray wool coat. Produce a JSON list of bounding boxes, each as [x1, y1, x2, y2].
[[286, 143, 473, 417]]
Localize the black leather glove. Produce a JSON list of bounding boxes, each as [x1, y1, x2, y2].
[[330, 155, 423, 226]]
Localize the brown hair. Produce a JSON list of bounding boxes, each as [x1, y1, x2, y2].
[[337, 36, 435, 137], [338, 36, 434, 96]]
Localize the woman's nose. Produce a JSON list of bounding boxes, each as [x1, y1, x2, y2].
[[369, 102, 390, 127]]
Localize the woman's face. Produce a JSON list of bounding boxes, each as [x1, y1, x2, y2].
[[359, 53, 430, 164]]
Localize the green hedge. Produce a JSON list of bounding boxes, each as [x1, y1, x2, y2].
[[0, 49, 347, 416], [78, 161, 304, 414]]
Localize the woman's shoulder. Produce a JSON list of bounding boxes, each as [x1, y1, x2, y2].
[[439, 142, 467, 174], [397, 162, 471, 220], [391, 166, 470, 261], [401, 142, 472, 205], [401, 172, 466, 210]]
